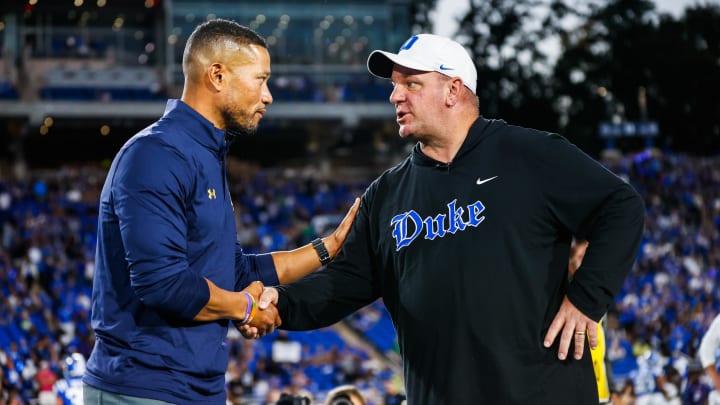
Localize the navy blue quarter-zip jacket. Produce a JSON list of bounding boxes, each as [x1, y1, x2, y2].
[[84, 99, 278, 404], [276, 117, 645, 405]]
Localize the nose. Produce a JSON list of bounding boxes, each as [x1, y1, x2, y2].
[[389, 85, 404, 105], [263, 84, 273, 105]]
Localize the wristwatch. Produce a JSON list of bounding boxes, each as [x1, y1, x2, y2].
[[311, 238, 331, 265]]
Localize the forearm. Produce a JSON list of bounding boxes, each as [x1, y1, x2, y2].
[[567, 186, 645, 320], [271, 198, 359, 284], [707, 365, 720, 391], [276, 263, 378, 330], [193, 278, 247, 322], [271, 236, 339, 284]]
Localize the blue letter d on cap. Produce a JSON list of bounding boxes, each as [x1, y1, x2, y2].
[[399, 35, 419, 51]]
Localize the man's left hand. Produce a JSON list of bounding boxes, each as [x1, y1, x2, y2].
[[543, 296, 598, 360]]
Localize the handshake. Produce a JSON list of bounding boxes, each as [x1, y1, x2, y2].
[[236, 281, 281, 339]]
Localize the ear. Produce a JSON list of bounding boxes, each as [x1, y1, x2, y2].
[[207, 63, 224, 92], [446, 77, 463, 107]]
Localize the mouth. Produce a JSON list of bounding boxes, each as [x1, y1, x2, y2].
[[396, 111, 408, 123]]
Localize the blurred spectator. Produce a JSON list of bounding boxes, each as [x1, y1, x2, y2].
[[35, 360, 57, 405], [684, 360, 712, 405], [382, 378, 406, 405], [275, 392, 312, 405], [53, 352, 85, 405], [612, 380, 636, 405], [699, 313, 720, 404], [323, 384, 366, 405]]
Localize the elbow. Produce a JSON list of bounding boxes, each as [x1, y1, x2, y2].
[[133, 272, 209, 321], [135, 284, 170, 309]]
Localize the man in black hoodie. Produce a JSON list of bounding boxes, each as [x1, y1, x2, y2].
[[246, 33, 645, 405]]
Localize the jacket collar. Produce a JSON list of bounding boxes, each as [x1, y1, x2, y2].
[[162, 99, 228, 155]]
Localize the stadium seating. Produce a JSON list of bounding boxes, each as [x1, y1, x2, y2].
[[2, 150, 720, 404], [39, 65, 165, 101]]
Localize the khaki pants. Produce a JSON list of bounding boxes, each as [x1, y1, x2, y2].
[[83, 384, 176, 405]]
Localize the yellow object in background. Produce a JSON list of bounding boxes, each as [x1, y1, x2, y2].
[[590, 319, 610, 403]]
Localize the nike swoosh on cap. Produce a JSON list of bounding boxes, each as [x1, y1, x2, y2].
[[439, 64, 455, 71]]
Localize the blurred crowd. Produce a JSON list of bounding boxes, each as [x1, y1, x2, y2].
[[1, 148, 720, 404], [602, 150, 720, 404]]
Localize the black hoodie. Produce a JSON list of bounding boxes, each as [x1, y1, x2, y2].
[[277, 117, 644, 405]]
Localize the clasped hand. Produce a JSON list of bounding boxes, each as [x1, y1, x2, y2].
[[236, 281, 281, 338], [236, 286, 280, 339]]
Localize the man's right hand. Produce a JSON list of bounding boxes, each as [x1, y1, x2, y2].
[[238, 287, 280, 339]]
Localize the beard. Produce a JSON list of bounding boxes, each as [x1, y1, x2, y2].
[[221, 106, 258, 137]]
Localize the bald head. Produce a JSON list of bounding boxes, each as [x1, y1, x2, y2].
[[182, 19, 267, 83]]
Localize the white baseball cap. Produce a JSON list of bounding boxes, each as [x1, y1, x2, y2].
[[367, 34, 477, 95]]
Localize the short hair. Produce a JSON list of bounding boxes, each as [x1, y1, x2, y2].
[[182, 18, 266, 77], [324, 385, 365, 405]]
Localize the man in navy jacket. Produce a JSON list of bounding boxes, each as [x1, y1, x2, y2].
[[83, 19, 358, 404]]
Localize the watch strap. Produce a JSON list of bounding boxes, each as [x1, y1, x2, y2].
[[311, 238, 331, 265]]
